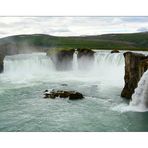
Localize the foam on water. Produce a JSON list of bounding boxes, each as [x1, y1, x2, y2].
[[112, 103, 148, 113], [112, 69, 148, 113], [129, 70, 148, 111]]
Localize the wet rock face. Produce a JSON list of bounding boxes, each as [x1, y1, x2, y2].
[[0, 62, 3, 73], [121, 52, 148, 99], [49, 48, 95, 71], [50, 49, 74, 70], [43, 90, 84, 100], [77, 48, 95, 58], [0, 53, 4, 73], [77, 48, 95, 70], [111, 49, 120, 53]]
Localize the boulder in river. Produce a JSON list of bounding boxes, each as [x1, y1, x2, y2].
[[61, 84, 68, 86], [43, 89, 84, 100]]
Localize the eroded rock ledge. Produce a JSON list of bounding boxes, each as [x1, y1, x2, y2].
[[77, 48, 95, 58], [50, 49, 74, 70], [121, 52, 148, 99], [48, 48, 95, 71]]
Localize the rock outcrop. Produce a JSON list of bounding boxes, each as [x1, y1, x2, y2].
[[49, 49, 74, 70], [0, 52, 4, 73], [48, 48, 95, 71], [77, 48, 95, 58], [44, 89, 84, 100], [111, 49, 120, 53], [77, 48, 95, 70], [121, 52, 148, 99]]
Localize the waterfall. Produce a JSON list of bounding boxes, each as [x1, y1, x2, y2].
[[2, 52, 55, 82], [72, 50, 124, 85], [1, 50, 125, 85], [72, 49, 78, 71], [92, 52, 124, 86], [130, 70, 148, 110], [94, 52, 124, 67]]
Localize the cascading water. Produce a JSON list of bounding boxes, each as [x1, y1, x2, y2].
[[94, 51, 124, 67], [2, 52, 55, 83], [92, 51, 124, 86], [130, 70, 148, 111], [72, 49, 78, 71], [1, 50, 136, 132], [0, 50, 124, 86]]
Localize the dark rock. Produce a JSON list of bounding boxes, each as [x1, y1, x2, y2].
[[69, 92, 84, 100], [77, 48, 95, 58], [49, 49, 74, 71], [111, 49, 120, 53], [43, 89, 84, 100], [77, 48, 95, 70], [139, 58, 148, 77], [43, 92, 50, 98], [121, 52, 148, 99], [0, 53, 4, 73], [61, 84, 68, 86], [48, 48, 95, 71], [0, 61, 4, 73]]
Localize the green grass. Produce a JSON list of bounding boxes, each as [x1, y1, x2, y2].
[[0, 32, 148, 53]]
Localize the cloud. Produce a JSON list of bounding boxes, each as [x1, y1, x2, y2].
[[0, 16, 148, 38], [121, 17, 148, 23], [137, 27, 148, 32]]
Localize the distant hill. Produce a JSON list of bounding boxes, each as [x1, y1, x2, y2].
[[0, 32, 148, 56]]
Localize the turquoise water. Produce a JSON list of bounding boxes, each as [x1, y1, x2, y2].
[[0, 52, 148, 132]]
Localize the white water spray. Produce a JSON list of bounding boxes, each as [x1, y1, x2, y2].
[[92, 51, 124, 86], [72, 49, 78, 71], [130, 70, 148, 110], [2, 52, 55, 83], [94, 52, 124, 66], [0, 50, 125, 86]]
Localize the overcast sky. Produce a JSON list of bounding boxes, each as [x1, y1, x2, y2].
[[0, 16, 148, 38]]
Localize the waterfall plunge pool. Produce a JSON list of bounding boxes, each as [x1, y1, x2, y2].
[[0, 50, 148, 131]]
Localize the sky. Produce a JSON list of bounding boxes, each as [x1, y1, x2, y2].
[[0, 16, 148, 38]]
